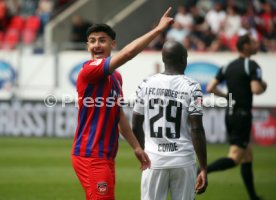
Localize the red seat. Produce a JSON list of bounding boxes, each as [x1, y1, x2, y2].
[[22, 29, 36, 44], [0, 31, 4, 44], [2, 29, 20, 49], [0, 31, 4, 49], [20, 15, 41, 45], [25, 16, 41, 31], [8, 15, 25, 31]]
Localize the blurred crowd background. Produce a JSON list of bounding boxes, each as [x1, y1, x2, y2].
[[0, 0, 76, 49], [0, 0, 276, 52]]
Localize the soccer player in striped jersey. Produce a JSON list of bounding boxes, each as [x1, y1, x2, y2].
[[132, 40, 208, 200], [71, 7, 174, 200]]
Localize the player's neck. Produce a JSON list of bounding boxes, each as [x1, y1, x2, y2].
[[163, 69, 182, 75], [239, 52, 251, 58]]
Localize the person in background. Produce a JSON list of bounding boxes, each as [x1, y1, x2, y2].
[[206, 34, 267, 200], [70, 14, 92, 50]]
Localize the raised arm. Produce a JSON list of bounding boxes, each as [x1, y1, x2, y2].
[[109, 7, 174, 73], [188, 115, 208, 195]]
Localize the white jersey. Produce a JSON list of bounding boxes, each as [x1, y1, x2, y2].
[[133, 74, 203, 169]]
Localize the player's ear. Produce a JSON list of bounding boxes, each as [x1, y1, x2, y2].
[[111, 40, 116, 49], [86, 42, 89, 51]]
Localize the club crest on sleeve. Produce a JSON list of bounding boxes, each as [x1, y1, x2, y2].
[[97, 182, 108, 194], [195, 97, 203, 106], [90, 59, 103, 66]]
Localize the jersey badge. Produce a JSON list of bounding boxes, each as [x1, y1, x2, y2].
[[97, 182, 108, 195], [90, 59, 103, 66]]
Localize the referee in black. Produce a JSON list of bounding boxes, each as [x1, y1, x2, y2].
[[206, 34, 267, 200]]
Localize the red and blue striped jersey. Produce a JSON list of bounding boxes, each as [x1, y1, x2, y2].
[[72, 57, 123, 159]]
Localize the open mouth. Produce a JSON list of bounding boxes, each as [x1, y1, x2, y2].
[[93, 48, 105, 58]]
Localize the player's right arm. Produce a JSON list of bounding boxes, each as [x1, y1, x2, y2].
[[108, 7, 174, 73], [207, 66, 227, 98], [119, 108, 150, 170], [206, 78, 227, 98]]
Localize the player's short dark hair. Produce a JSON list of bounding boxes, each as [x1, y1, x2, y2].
[[236, 34, 251, 52], [86, 24, 116, 40], [162, 40, 188, 67]]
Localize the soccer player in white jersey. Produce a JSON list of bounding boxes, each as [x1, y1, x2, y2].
[[132, 40, 208, 200]]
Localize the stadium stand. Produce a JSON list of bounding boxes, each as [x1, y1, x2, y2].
[[0, 0, 75, 49], [0, 0, 275, 52]]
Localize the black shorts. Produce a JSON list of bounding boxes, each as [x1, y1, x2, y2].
[[225, 108, 252, 149]]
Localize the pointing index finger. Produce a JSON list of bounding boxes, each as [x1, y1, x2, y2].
[[163, 7, 172, 17]]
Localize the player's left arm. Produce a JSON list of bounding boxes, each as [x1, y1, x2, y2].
[[118, 108, 150, 170], [188, 83, 207, 194], [188, 114, 208, 194], [132, 112, 145, 149], [250, 61, 267, 95]]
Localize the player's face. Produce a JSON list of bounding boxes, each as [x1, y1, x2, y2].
[[249, 38, 259, 55], [87, 32, 115, 59]]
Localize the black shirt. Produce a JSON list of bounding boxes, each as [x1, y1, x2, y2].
[[216, 57, 263, 110]]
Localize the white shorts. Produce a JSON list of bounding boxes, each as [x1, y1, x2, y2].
[[141, 164, 196, 200]]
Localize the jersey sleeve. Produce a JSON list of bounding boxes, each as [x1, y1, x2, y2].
[[215, 67, 225, 83], [249, 60, 262, 81], [114, 71, 124, 98], [115, 71, 123, 88], [188, 83, 203, 115], [81, 57, 111, 83], [133, 81, 145, 115]]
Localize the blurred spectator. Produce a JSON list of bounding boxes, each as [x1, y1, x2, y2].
[[220, 6, 241, 51], [51, 0, 76, 19], [54, 0, 75, 10], [174, 5, 193, 31], [70, 15, 92, 50], [238, 17, 259, 41], [262, 21, 276, 51], [222, 6, 241, 39], [0, 0, 12, 32], [188, 5, 210, 51], [242, 5, 257, 30], [205, 1, 226, 34], [183, 0, 198, 8], [268, 0, 276, 11], [256, 2, 276, 35], [190, 25, 221, 52], [19, 0, 38, 17], [5, 0, 21, 15], [166, 21, 189, 44], [196, 0, 213, 13], [36, 0, 54, 35]]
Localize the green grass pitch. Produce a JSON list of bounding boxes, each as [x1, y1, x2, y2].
[[0, 137, 275, 200]]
